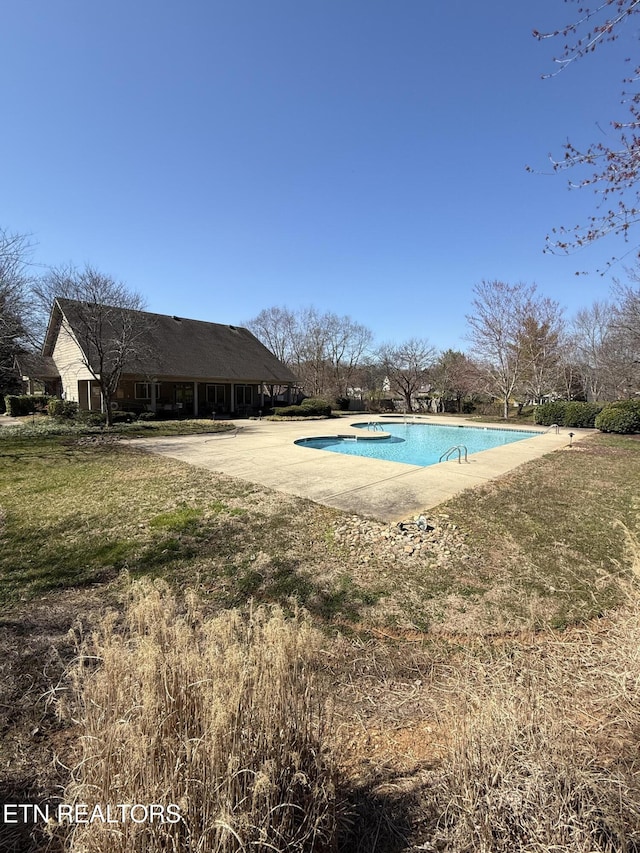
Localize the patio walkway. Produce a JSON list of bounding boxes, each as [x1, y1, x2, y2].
[[127, 415, 590, 522]]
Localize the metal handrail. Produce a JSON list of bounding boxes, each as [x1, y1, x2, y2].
[[439, 444, 468, 464], [544, 423, 560, 434]]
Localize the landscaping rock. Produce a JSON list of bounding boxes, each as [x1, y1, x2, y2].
[[332, 513, 467, 567]]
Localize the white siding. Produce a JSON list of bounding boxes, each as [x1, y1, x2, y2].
[[52, 320, 94, 402]]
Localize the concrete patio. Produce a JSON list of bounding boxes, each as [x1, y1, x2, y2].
[[127, 415, 590, 522]]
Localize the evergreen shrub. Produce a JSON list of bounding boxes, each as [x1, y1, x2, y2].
[[300, 397, 332, 416], [533, 401, 568, 426], [595, 400, 640, 434], [5, 395, 53, 416], [562, 401, 602, 428], [48, 399, 79, 420], [534, 400, 602, 428], [273, 397, 333, 418], [111, 410, 138, 423]]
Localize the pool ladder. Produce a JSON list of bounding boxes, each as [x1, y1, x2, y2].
[[439, 444, 469, 464]]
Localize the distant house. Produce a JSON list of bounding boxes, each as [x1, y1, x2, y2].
[[30, 298, 297, 417]]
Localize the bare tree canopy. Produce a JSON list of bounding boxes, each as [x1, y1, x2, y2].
[[0, 228, 34, 394], [244, 306, 297, 366], [534, 1, 640, 266], [430, 349, 482, 413], [466, 281, 564, 417], [35, 265, 149, 425], [245, 305, 373, 401], [517, 298, 565, 403], [571, 300, 614, 400], [378, 338, 436, 413]]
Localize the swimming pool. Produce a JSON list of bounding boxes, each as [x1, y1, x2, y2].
[[295, 421, 540, 467]]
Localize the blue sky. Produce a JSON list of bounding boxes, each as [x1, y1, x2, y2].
[[3, 1, 637, 351]]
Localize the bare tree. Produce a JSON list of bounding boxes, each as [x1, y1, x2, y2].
[[533, 1, 640, 265], [246, 305, 373, 401], [244, 305, 299, 401], [244, 306, 297, 366], [289, 307, 330, 398], [430, 349, 482, 413], [466, 281, 539, 419], [609, 274, 640, 395], [34, 265, 149, 425], [0, 228, 34, 395], [518, 298, 565, 403], [571, 301, 614, 400], [557, 338, 588, 400], [325, 313, 373, 399], [378, 338, 436, 413], [612, 273, 640, 355]]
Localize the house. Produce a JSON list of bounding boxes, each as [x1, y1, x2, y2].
[[35, 298, 298, 417]]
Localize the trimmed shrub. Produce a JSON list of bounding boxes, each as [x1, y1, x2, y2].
[[273, 398, 332, 418], [272, 405, 307, 417], [78, 411, 107, 427], [48, 399, 79, 420], [111, 410, 138, 423], [534, 401, 568, 426], [300, 397, 333, 416], [562, 401, 602, 428], [4, 395, 52, 416], [534, 400, 602, 428], [595, 400, 640, 434]]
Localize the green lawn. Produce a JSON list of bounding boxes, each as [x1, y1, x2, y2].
[[0, 429, 638, 631]]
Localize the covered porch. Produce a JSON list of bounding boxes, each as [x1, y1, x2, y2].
[[103, 377, 295, 417]]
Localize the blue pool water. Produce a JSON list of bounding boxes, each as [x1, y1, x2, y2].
[[295, 422, 539, 467]]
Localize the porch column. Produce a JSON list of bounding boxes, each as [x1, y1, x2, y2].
[[193, 382, 198, 417], [150, 380, 157, 413], [230, 383, 235, 413], [259, 385, 264, 407], [87, 380, 93, 411]]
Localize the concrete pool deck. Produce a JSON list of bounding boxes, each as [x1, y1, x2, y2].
[[128, 415, 591, 522]]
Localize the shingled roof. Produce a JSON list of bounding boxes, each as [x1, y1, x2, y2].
[[14, 351, 60, 380], [44, 299, 298, 384]]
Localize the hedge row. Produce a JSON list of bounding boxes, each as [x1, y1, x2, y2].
[[4, 395, 54, 416], [594, 400, 640, 434], [534, 399, 640, 433], [272, 397, 333, 418], [534, 401, 603, 428]]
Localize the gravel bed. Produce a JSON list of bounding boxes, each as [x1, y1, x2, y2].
[[332, 512, 468, 567]]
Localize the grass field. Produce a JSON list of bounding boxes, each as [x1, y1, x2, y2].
[[1, 423, 639, 851]]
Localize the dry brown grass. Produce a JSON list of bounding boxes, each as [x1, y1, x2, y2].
[[423, 530, 640, 852], [56, 581, 338, 852]]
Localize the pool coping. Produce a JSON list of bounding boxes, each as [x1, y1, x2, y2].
[[127, 415, 591, 522]]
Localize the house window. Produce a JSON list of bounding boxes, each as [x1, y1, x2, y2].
[[135, 382, 160, 400], [206, 384, 226, 405], [236, 385, 253, 406]]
